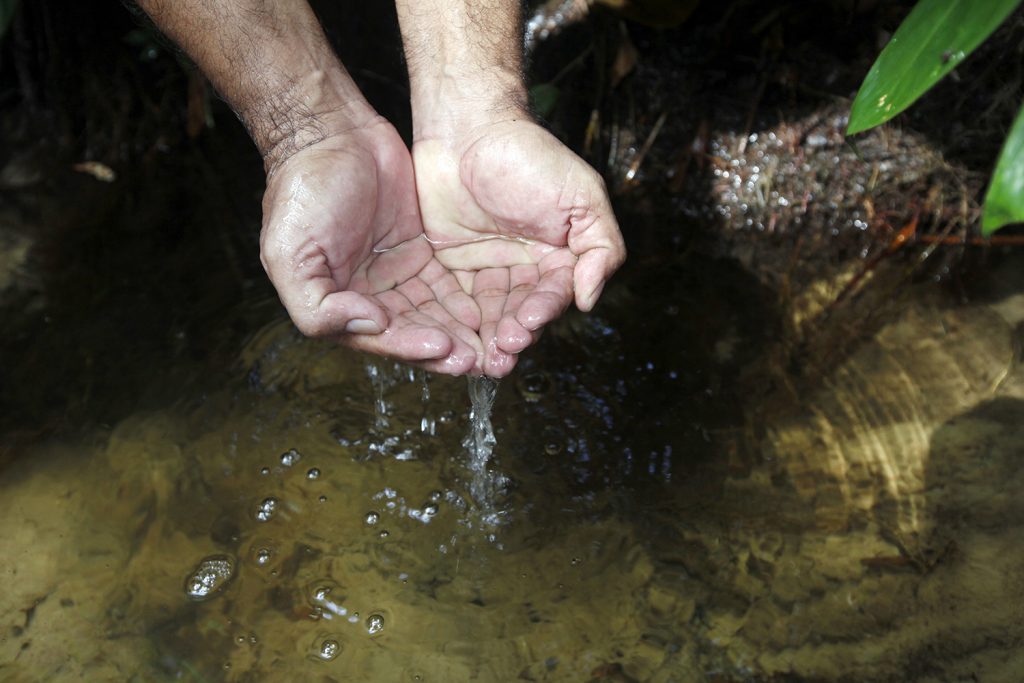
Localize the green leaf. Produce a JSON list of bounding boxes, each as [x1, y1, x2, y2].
[[982, 103, 1024, 235], [847, 0, 1023, 135], [0, 0, 20, 42]]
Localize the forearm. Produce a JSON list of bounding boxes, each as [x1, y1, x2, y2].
[[138, 0, 376, 169], [395, 0, 529, 140]]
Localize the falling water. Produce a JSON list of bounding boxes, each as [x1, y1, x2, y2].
[[463, 376, 508, 526], [366, 362, 389, 429]]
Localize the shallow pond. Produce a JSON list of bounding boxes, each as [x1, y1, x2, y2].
[[3, 197, 1024, 682]]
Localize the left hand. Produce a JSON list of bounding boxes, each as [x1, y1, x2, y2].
[[412, 117, 626, 376]]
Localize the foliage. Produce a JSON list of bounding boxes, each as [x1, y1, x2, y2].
[[982, 107, 1024, 233], [847, 0, 1024, 233]]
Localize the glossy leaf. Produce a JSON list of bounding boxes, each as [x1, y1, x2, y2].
[[982, 103, 1024, 234], [847, 0, 1023, 135]]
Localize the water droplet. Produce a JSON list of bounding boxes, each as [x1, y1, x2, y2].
[[280, 448, 301, 467], [365, 512, 380, 525], [255, 497, 278, 522], [378, 529, 390, 538], [254, 548, 272, 566], [314, 586, 331, 601], [544, 441, 561, 455], [184, 555, 235, 601], [366, 613, 385, 635], [318, 639, 340, 661], [259, 466, 270, 476], [319, 495, 327, 503], [423, 503, 438, 516], [307, 468, 321, 480], [429, 490, 442, 503], [249, 634, 258, 645], [236, 635, 245, 644]]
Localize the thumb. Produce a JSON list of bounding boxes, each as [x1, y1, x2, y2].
[[276, 276, 389, 337]]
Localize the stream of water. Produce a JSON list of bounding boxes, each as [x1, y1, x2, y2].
[[4, 238, 1024, 683]]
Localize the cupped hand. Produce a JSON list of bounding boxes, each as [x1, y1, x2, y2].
[[259, 116, 485, 374], [412, 118, 626, 376]]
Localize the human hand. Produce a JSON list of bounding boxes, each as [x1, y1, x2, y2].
[[259, 115, 486, 375], [412, 117, 626, 376]]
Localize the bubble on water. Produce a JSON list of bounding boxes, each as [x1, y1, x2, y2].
[[429, 490, 442, 503], [236, 635, 245, 644], [517, 371, 551, 402], [423, 503, 438, 516], [254, 548, 272, 566], [307, 581, 349, 618], [259, 466, 270, 476], [365, 512, 380, 525], [307, 468, 321, 480], [366, 613, 385, 635], [318, 639, 340, 661], [379, 529, 390, 538], [319, 495, 327, 503], [280, 448, 301, 467], [255, 497, 278, 522], [184, 555, 235, 601]]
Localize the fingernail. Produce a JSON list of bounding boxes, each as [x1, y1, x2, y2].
[[344, 318, 382, 334]]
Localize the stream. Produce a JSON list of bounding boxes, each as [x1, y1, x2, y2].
[[3, 236, 1024, 682]]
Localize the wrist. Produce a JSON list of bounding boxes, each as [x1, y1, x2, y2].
[[409, 68, 529, 143], [396, 0, 529, 142], [241, 73, 379, 174]]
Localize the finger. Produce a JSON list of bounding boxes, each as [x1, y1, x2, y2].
[[417, 259, 482, 330], [286, 281, 388, 337], [394, 275, 483, 363], [365, 290, 479, 374], [261, 236, 389, 336], [513, 258, 574, 331], [416, 301, 485, 373], [472, 268, 519, 378], [343, 324, 454, 364], [495, 264, 539, 354], [568, 196, 626, 311], [347, 289, 454, 360]]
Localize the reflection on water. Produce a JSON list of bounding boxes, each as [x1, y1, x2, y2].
[[3, 249, 1024, 681]]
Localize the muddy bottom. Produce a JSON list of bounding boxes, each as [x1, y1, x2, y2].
[[3, 224, 1024, 682]]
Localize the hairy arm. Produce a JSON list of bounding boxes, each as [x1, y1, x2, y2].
[[137, 0, 376, 170], [395, 0, 529, 140]]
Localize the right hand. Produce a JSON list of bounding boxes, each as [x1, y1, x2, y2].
[[259, 115, 486, 375]]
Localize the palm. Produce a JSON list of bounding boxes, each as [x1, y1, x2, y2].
[[259, 120, 483, 374], [413, 119, 625, 376]]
